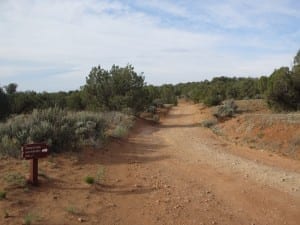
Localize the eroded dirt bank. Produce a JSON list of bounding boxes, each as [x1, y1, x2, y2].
[[1, 101, 300, 225]]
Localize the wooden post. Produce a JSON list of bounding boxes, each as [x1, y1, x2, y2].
[[29, 158, 39, 186], [21, 143, 49, 186]]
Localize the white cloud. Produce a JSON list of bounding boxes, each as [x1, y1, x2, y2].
[[0, 0, 298, 91], [135, 0, 189, 18]]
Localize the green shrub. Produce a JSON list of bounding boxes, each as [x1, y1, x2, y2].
[[0, 191, 6, 200], [0, 108, 134, 157], [104, 111, 134, 128], [266, 67, 300, 111], [0, 106, 134, 156], [0, 108, 79, 155], [203, 93, 222, 106], [84, 64, 147, 113], [107, 112, 134, 139], [23, 213, 38, 225], [147, 105, 156, 114], [71, 111, 107, 145], [84, 176, 95, 184], [201, 120, 217, 128], [213, 100, 238, 119], [0, 87, 9, 120], [111, 125, 128, 138], [152, 98, 164, 107]]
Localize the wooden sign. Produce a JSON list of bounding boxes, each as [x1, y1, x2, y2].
[[21, 143, 49, 160], [21, 143, 49, 186]]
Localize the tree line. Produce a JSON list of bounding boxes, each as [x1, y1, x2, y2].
[[0, 50, 299, 120], [0, 65, 178, 120], [175, 49, 300, 110]]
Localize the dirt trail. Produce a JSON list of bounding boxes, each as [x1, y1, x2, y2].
[[97, 101, 300, 225], [1, 101, 300, 225]]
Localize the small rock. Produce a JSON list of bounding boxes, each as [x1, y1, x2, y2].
[[211, 221, 217, 224], [3, 212, 9, 219], [164, 198, 170, 203], [173, 204, 182, 209], [78, 217, 85, 222], [107, 203, 117, 208], [281, 178, 286, 182], [184, 199, 191, 203]]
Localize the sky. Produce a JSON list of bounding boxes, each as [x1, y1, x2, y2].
[[0, 0, 299, 92]]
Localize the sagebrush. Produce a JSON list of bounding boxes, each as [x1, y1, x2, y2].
[[213, 99, 238, 120], [0, 108, 133, 157]]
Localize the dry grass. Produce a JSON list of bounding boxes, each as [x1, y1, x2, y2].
[[235, 99, 269, 113]]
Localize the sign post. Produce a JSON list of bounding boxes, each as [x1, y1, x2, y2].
[[21, 143, 49, 186]]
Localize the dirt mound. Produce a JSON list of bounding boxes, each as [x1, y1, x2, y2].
[[215, 100, 300, 159]]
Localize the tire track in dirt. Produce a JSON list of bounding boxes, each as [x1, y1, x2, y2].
[[120, 101, 300, 225], [157, 103, 300, 197]]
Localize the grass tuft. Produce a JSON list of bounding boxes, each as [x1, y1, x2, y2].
[[84, 176, 95, 185], [96, 166, 105, 184], [23, 213, 38, 225], [3, 209, 9, 218], [0, 191, 6, 200], [201, 119, 217, 128], [66, 206, 80, 215], [4, 172, 27, 188]]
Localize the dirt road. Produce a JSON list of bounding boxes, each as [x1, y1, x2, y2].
[[1, 101, 300, 225]]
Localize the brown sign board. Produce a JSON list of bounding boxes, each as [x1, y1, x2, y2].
[[21, 143, 49, 160]]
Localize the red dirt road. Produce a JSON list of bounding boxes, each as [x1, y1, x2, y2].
[[1, 101, 300, 225]]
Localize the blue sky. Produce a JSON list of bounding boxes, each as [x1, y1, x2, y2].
[[0, 0, 299, 92]]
